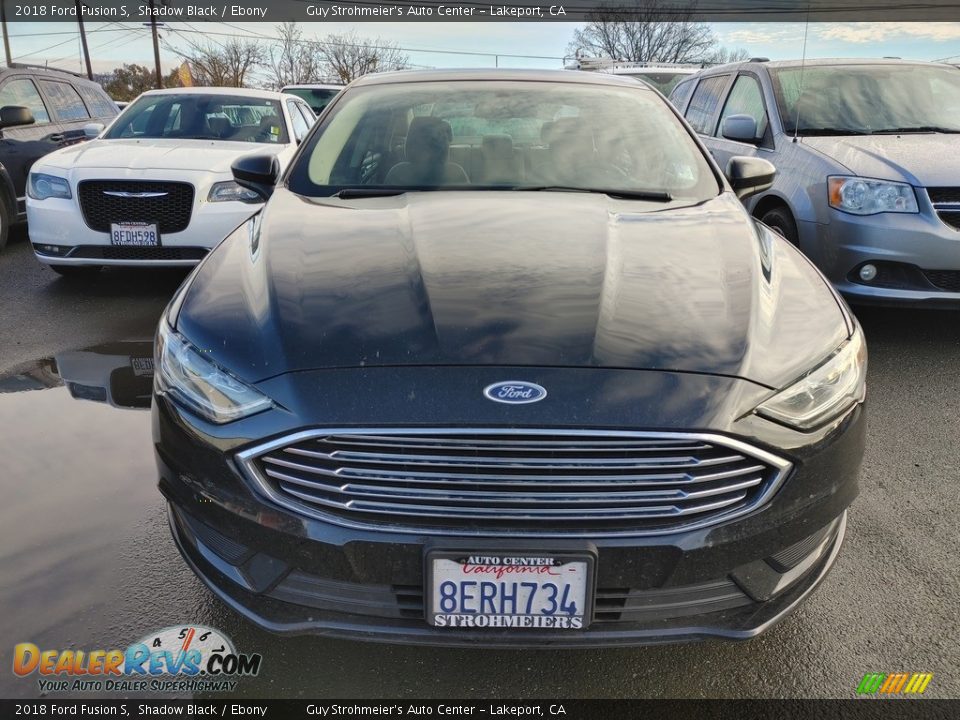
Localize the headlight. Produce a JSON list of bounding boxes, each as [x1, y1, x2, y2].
[[155, 321, 272, 424], [756, 328, 866, 431], [828, 176, 917, 215], [207, 181, 262, 204], [27, 172, 72, 200]]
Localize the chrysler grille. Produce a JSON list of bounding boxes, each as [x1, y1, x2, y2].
[[927, 187, 960, 231], [78, 180, 194, 234], [237, 430, 791, 537]]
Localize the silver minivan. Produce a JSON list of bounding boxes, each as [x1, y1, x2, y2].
[[670, 59, 960, 305]]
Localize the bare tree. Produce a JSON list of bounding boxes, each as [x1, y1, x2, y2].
[[704, 46, 752, 65], [568, 1, 745, 65], [265, 22, 324, 89], [316, 31, 410, 84], [178, 37, 265, 87]]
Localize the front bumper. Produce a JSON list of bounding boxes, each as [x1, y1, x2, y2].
[[800, 208, 960, 306], [27, 193, 260, 268], [154, 366, 865, 647]]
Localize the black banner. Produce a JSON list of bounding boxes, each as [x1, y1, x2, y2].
[[6, 0, 960, 23], [0, 700, 958, 719]]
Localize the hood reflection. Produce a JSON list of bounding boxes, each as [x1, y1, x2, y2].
[[0, 341, 154, 410]]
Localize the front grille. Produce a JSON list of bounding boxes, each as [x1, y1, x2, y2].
[[238, 430, 790, 537], [922, 269, 960, 292], [926, 187, 960, 231], [67, 245, 208, 261], [77, 180, 194, 233]]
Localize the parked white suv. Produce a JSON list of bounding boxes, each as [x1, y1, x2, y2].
[[27, 87, 316, 276]]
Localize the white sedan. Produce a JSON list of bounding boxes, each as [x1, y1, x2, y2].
[[27, 86, 316, 276]]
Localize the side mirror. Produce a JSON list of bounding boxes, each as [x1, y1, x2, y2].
[[0, 105, 35, 130], [232, 154, 280, 200], [726, 157, 776, 200], [83, 122, 105, 139], [721, 114, 759, 144]]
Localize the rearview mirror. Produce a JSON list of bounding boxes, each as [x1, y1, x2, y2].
[[232, 155, 280, 201], [721, 114, 758, 144], [0, 105, 35, 130], [83, 122, 105, 139], [726, 157, 776, 200]]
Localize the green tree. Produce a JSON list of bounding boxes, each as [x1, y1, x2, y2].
[[102, 64, 179, 102]]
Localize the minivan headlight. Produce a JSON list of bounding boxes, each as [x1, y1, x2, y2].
[[28, 172, 72, 200], [155, 321, 272, 424], [756, 328, 866, 431], [828, 176, 917, 215], [208, 181, 262, 204]]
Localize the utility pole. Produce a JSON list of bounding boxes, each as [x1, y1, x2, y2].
[[1, 0, 12, 67], [75, 1, 93, 80], [148, 0, 162, 88]]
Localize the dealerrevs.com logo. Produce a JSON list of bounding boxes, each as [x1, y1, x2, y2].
[[13, 625, 262, 693]]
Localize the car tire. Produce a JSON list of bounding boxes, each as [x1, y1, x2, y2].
[[50, 265, 102, 279], [760, 206, 799, 247]]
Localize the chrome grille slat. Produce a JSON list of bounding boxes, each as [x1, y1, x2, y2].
[[238, 429, 791, 537], [262, 466, 763, 504], [261, 454, 767, 487], [285, 446, 746, 469], [277, 482, 750, 519]]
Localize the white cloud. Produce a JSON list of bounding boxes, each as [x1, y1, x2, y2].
[[816, 22, 960, 44]]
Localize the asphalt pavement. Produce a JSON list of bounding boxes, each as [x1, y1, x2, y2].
[[0, 228, 957, 699]]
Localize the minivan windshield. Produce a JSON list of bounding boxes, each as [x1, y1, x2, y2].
[[104, 93, 288, 144], [287, 80, 719, 201], [772, 64, 960, 135]]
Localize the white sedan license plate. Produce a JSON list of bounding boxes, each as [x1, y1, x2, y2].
[[110, 222, 159, 246], [427, 552, 592, 630], [130, 357, 154, 376]]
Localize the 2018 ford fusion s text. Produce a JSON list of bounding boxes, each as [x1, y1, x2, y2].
[[153, 70, 866, 646]]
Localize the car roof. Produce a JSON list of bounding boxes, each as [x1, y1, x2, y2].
[[350, 68, 653, 89], [699, 57, 953, 75], [138, 86, 286, 99], [281, 84, 343, 90]]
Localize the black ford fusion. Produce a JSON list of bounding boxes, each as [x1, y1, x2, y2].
[[153, 70, 866, 646]]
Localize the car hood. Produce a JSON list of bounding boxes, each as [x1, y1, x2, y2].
[[38, 138, 286, 173], [175, 189, 848, 389], [803, 134, 960, 186]]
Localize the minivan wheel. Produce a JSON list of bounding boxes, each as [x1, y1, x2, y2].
[[760, 206, 799, 247], [50, 265, 102, 279]]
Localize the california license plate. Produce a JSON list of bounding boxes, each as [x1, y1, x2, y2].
[[130, 357, 154, 376], [110, 222, 158, 246], [427, 551, 592, 630]]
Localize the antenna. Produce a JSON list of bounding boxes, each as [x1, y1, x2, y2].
[[792, 5, 811, 143]]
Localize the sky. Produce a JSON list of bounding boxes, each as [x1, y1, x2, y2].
[[4, 21, 960, 77]]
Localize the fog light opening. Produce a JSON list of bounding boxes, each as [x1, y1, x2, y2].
[[858, 263, 878, 283]]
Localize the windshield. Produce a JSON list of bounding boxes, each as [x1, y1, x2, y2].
[[104, 93, 288, 144], [287, 80, 719, 201], [772, 64, 960, 135], [283, 87, 341, 115], [619, 71, 692, 95]]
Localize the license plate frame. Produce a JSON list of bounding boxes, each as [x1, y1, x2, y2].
[[425, 550, 595, 630], [110, 222, 160, 247]]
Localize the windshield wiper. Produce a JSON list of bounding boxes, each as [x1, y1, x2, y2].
[[330, 188, 408, 199], [869, 126, 960, 134], [516, 186, 673, 202], [795, 128, 870, 136]]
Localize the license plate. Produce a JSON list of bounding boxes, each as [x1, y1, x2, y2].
[[130, 357, 154, 376], [110, 222, 158, 246], [427, 551, 592, 630]]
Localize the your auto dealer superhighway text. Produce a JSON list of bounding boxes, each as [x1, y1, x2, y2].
[[307, 706, 564, 716]]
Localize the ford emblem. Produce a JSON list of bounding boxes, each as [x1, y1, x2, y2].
[[483, 381, 547, 405]]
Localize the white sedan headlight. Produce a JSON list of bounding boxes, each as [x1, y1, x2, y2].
[[756, 328, 866, 431], [28, 172, 72, 200], [828, 176, 918, 216], [155, 321, 272, 424], [207, 181, 262, 204]]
